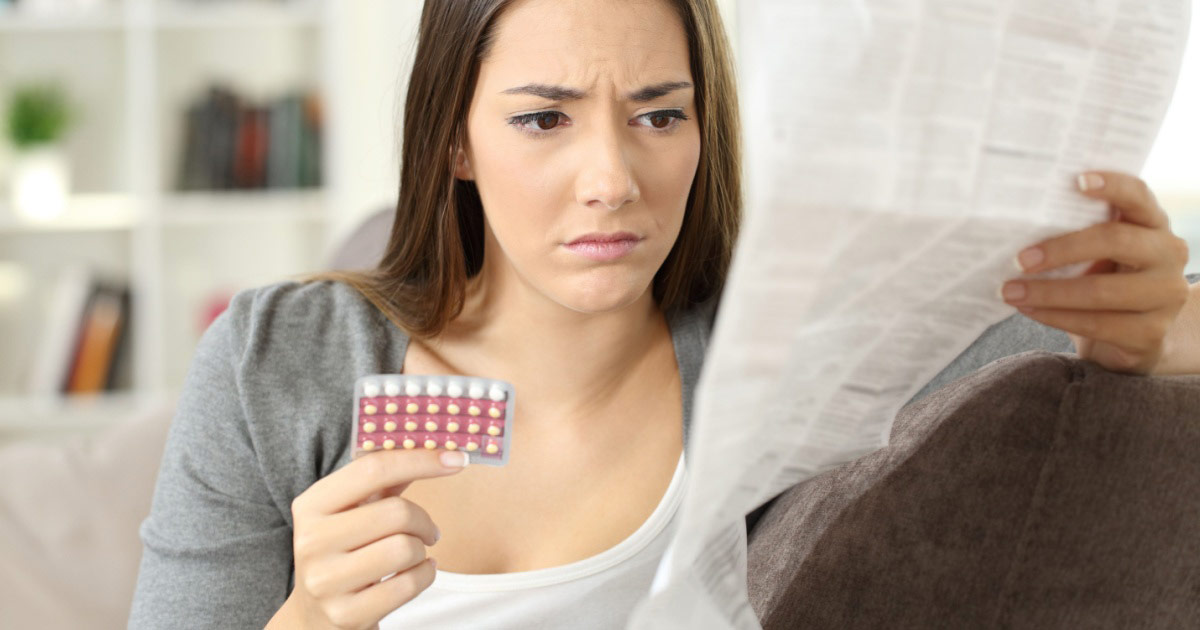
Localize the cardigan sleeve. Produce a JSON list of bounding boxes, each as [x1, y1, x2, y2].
[[128, 288, 293, 629]]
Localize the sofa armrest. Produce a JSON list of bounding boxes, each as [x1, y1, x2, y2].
[[746, 350, 1200, 629]]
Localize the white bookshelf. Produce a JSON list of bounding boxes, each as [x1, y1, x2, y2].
[[0, 0, 356, 438]]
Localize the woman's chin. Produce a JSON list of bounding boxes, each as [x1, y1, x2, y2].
[[554, 278, 652, 314]]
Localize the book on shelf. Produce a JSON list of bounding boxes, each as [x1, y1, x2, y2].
[[176, 84, 323, 192], [27, 266, 132, 398]]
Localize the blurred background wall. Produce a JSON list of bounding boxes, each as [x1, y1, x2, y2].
[[0, 0, 1193, 448]]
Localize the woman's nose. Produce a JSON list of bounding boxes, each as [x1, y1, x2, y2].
[[575, 124, 641, 210]]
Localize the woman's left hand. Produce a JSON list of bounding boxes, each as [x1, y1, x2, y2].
[[1000, 170, 1191, 374]]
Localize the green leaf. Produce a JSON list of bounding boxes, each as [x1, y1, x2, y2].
[[6, 82, 73, 149]]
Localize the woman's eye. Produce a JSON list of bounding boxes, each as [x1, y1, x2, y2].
[[509, 111, 568, 135], [635, 109, 688, 132]]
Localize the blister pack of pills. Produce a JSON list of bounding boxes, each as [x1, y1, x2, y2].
[[352, 374, 514, 466]]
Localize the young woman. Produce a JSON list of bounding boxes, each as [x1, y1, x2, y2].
[[128, 0, 1198, 628]]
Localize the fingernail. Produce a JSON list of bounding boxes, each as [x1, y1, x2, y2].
[[433, 526, 441, 544], [1017, 246, 1044, 270], [1077, 172, 1105, 192], [430, 557, 438, 569], [440, 450, 469, 468], [1002, 282, 1026, 302]]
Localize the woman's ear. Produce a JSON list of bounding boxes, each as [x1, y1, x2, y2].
[[454, 145, 474, 181]]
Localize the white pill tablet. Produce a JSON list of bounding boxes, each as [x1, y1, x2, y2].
[[468, 381, 485, 399], [362, 381, 381, 397], [426, 380, 443, 396], [488, 385, 505, 401], [447, 380, 464, 397], [404, 381, 422, 396], [384, 380, 402, 396]]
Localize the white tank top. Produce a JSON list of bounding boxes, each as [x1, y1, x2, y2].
[[379, 451, 687, 629]]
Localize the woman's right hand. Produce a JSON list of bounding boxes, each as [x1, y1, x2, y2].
[[281, 448, 470, 630]]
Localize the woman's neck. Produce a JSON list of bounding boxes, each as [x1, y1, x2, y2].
[[421, 268, 670, 427]]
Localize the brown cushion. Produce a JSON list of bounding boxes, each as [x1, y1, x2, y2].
[[746, 350, 1200, 629]]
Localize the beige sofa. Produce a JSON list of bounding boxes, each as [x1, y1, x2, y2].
[[0, 400, 174, 629]]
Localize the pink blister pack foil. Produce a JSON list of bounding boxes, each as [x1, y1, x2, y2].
[[352, 374, 514, 466]]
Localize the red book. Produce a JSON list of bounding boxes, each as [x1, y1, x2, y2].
[[234, 105, 268, 188]]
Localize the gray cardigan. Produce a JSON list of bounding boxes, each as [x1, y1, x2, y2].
[[129, 276, 1195, 628]]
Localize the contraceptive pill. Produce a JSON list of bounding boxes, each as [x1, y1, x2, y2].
[[353, 374, 514, 466]]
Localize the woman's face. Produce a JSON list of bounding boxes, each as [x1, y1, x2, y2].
[[457, 0, 700, 314]]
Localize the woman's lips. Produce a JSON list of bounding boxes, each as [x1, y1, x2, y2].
[[562, 238, 642, 261]]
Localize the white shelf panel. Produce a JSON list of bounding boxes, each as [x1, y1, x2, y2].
[[0, 193, 139, 234], [159, 188, 326, 225], [155, 0, 321, 30], [0, 6, 123, 32], [0, 2, 321, 32], [0, 389, 168, 433]]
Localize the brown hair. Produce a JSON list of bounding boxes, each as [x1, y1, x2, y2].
[[297, 0, 741, 340]]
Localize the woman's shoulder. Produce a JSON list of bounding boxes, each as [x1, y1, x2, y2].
[[221, 278, 375, 331], [212, 279, 385, 359]]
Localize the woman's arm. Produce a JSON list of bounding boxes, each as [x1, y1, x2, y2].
[[128, 290, 293, 629]]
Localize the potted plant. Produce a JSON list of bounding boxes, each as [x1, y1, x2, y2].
[[5, 81, 75, 221]]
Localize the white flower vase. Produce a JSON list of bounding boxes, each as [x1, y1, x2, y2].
[[10, 143, 71, 223]]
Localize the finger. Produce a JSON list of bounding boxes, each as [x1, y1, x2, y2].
[[294, 449, 470, 518], [324, 532, 429, 596], [1076, 171, 1168, 229], [319, 495, 440, 554], [1016, 221, 1164, 273], [344, 557, 437, 625], [1016, 306, 1169, 355], [1002, 270, 1175, 311]]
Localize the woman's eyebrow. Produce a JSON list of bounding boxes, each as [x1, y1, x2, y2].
[[627, 81, 693, 102], [500, 81, 693, 102]]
